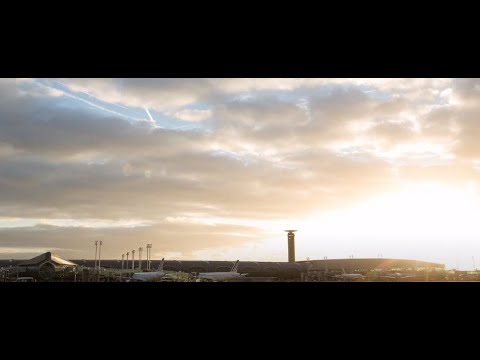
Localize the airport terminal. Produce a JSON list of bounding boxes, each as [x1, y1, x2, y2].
[[0, 230, 454, 282]]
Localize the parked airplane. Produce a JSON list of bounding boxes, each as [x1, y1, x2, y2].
[[334, 268, 364, 281], [379, 272, 416, 280], [130, 258, 166, 282], [197, 260, 246, 282]]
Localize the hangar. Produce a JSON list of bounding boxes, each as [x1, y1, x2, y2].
[[6, 252, 77, 280]]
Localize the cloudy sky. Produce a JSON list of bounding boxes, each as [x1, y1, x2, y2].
[[1, 78, 480, 269]]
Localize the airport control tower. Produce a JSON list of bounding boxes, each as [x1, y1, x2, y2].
[[285, 230, 297, 263]]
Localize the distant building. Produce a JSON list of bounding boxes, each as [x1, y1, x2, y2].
[[16, 252, 77, 280], [300, 258, 445, 281], [301, 258, 444, 272]]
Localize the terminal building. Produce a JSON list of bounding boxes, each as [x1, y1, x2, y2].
[[300, 258, 445, 281], [303, 258, 444, 272]]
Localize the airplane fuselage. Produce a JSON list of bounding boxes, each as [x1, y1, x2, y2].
[[334, 273, 364, 281], [197, 272, 243, 282], [131, 271, 166, 282]]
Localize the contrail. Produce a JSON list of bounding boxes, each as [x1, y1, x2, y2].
[[63, 84, 144, 115], [36, 80, 143, 121], [61, 90, 142, 120], [51, 80, 146, 118], [145, 108, 155, 122], [173, 124, 199, 131]]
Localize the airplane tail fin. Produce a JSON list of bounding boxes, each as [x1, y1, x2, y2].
[[230, 260, 240, 272], [158, 258, 165, 271]]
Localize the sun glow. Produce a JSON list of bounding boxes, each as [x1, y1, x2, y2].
[[292, 182, 480, 265]]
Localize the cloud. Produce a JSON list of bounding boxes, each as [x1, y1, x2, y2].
[[57, 78, 215, 113], [0, 148, 396, 222], [417, 79, 480, 160], [211, 89, 412, 157], [0, 84, 209, 159], [367, 121, 417, 145], [0, 79, 463, 224], [173, 108, 212, 122], [0, 222, 266, 259], [56, 78, 456, 111]]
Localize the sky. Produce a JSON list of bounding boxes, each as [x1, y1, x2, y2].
[[1, 78, 480, 269]]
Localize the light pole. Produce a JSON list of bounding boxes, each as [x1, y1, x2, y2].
[[349, 255, 354, 273], [126, 252, 129, 270], [138, 247, 143, 270], [94, 240, 98, 269], [147, 244, 152, 270], [131, 250, 135, 270], [324, 256, 328, 280], [121, 254, 125, 270], [98, 240, 103, 269]]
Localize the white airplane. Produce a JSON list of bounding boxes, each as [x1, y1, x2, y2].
[[130, 258, 166, 282], [379, 272, 416, 280], [334, 268, 364, 281], [196, 260, 246, 282]]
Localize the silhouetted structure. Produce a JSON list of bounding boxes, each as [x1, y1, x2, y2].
[[285, 230, 297, 262], [15, 252, 77, 280]]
